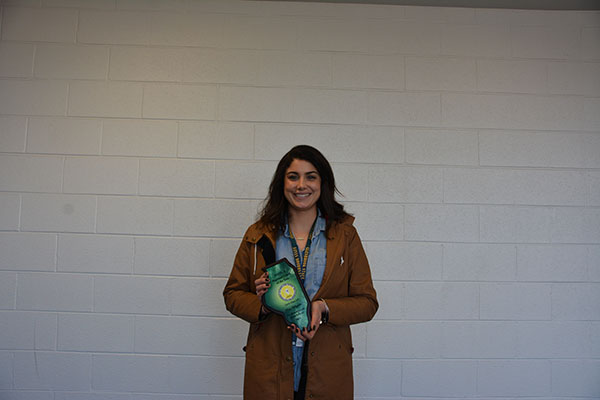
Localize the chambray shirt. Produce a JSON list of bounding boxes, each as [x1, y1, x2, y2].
[[275, 212, 327, 392]]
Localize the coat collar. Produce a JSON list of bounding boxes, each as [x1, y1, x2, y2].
[[244, 214, 355, 244], [244, 223, 276, 245], [244, 214, 356, 299]]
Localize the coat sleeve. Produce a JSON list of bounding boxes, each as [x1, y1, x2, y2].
[[325, 227, 378, 326], [222, 235, 263, 324]]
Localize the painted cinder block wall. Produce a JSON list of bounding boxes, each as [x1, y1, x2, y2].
[[0, 0, 599, 398]]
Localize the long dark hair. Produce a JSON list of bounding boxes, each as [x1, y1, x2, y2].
[[258, 145, 350, 235]]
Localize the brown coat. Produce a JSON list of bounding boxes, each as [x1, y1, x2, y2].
[[223, 216, 378, 400]]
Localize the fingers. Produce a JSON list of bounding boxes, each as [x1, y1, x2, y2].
[[289, 301, 323, 341], [254, 272, 268, 283], [254, 273, 269, 286], [256, 280, 270, 292], [310, 301, 323, 327], [310, 317, 321, 333], [287, 324, 302, 341], [300, 325, 317, 341], [287, 323, 318, 341], [254, 272, 270, 298]]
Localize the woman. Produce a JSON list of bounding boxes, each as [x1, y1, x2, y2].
[[223, 145, 378, 400]]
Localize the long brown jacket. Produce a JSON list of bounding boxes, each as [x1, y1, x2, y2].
[[223, 216, 378, 399]]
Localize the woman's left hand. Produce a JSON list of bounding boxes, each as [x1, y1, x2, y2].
[[288, 299, 327, 341]]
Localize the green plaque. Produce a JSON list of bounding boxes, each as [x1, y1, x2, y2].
[[262, 258, 312, 331]]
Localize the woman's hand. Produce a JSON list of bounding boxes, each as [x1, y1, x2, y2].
[[254, 272, 270, 297], [288, 299, 327, 341], [254, 272, 270, 317]]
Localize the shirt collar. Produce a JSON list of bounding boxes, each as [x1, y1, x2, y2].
[[282, 209, 326, 239]]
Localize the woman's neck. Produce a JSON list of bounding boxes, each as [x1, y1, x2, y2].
[[288, 207, 317, 234]]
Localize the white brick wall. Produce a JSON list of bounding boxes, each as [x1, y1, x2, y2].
[[0, 43, 33, 78], [27, 117, 102, 155], [21, 193, 96, 232], [0, 1, 598, 398], [63, 156, 139, 195], [0, 117, 27, 153], [477, 360, 552, 396], [402, 360, 478, 397], [134, 236, 210, 276], [68, 81, 143, 118], [0, 194, 19, 231], [0, 233, 56, 271], [0, 155, 63, 192], [57, 313, 134, 352], [102, 119, 177, 157], [13, 352, 90, 390], [58, 234, 133, 274], [0, 311, 57, 350], [0, 273, 16, 309], [34, 44, 108, 80], [0, 81, 67, 115], [2, 7, 77, 43]]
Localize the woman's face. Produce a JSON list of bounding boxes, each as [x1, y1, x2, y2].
[[284, 159, 321, 214]]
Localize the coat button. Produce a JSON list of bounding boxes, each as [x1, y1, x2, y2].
[[310, 351, 315, 356], [309, 395, 314, 398], [285, 356, 292, 362]]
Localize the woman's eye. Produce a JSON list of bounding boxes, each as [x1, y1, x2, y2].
[[287, 175, 298, 181]]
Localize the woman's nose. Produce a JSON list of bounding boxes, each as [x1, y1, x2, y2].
[[297, 177, 306, 188]]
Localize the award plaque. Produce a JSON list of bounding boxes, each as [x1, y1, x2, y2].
[[261, 258, 312, 331]]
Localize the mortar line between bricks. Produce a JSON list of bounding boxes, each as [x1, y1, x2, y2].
[[13, 273, 18, 311], [17, 193, 22, 233], [175, 120, 180, 159], [54, 233, 58, 272], [135, 158, 140, 196], [74, 9, 80, 45]]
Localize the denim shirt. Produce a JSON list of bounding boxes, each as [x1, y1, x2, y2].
[[275, 212, 327, 392]]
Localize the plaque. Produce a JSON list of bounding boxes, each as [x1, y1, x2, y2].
[[261, 258, 312, 331]]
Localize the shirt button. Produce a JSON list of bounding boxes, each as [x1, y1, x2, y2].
[[285, 356, 292, 362], [310, 351, 315, 356], [309, 395, 314, 398]]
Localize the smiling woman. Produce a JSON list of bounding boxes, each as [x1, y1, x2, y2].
[[223, 145, 378, 400], [284, 159, 321, 217]]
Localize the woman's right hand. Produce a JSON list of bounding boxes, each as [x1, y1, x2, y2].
[[255, 272, 270, 317], [254, 272, 270, 297]]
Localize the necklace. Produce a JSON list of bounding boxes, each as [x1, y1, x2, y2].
[[291, 230, 309, 240]]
